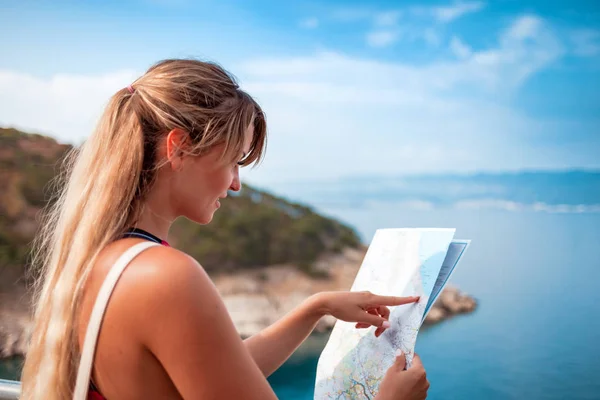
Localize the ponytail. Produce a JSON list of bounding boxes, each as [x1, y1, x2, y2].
[[21, 88, 146, 399]]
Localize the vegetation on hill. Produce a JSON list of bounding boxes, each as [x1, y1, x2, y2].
[[0, 127, 361, 282]]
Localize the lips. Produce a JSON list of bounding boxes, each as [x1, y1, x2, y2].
[[216, 195, 226, 208]]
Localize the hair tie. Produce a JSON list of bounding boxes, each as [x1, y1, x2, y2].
[[127, 85, 135, 94]]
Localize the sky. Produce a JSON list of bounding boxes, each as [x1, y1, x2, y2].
[[0, 0, 599, 186]]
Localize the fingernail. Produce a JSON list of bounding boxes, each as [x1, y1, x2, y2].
[[382, 321, 391, 328], [396, 349, 403, 357]]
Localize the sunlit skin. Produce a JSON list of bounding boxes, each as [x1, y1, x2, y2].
[[77, 126, 427, 399]]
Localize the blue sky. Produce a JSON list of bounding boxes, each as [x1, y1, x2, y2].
[[0, 0, 599, 185]]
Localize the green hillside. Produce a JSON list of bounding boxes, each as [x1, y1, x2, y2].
[[0, 127, 361, 281]]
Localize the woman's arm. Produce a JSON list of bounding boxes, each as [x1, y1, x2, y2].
[[243, 294, 324, 377], [244, 291, 420, 377]]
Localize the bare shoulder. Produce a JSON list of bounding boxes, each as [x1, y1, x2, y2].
[[107, 240, 276, 399], [119, 242, 213, 296], [112, 241, 221, 331], [88, 239, 220, 347]]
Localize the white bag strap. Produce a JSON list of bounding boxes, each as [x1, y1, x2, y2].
[[73, 241, 161, 399]]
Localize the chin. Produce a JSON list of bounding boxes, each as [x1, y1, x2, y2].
[[188, 211, 215, 225]]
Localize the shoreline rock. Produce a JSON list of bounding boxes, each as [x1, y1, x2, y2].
[[0, 247, 477, 359], [215, 247, 478, 337], [0, 314, 30, 359], [422, 285, 478, 326], [0, 291, 32, 359]]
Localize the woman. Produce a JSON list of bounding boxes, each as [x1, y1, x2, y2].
[[20, 59, 430, 399]]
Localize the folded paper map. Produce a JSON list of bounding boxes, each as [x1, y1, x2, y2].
[[314, 228, 471, 399]]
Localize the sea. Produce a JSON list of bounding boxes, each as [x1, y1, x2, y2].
[[267, 205, 600, 400], [2, 206, 600, 399]]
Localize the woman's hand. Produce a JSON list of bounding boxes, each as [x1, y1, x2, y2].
[[311, 291, 420, 337], [376, 351, 430, 400]]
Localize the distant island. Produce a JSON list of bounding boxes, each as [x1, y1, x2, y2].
[[273, 168, 600, 213], [0, 127, 477, 360]]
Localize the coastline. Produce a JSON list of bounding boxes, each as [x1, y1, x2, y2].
[[215, 247, 478, 337], [0, 247, 477, 360]]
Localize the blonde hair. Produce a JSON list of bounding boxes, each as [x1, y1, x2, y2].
[[20, 59, 267, 399]]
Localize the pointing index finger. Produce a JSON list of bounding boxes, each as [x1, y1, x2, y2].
[[370, 295, 420, 306]]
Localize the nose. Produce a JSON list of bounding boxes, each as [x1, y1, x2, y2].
[[229, 167, 241, 192]]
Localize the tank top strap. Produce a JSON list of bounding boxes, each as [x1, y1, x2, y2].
[[73, 241, 161, 400]]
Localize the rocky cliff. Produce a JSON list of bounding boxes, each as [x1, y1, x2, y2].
[[0, 128, 477, 359], [1, 247, 477, 358]]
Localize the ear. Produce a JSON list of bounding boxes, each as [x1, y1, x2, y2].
[[166, 128, 188, 171]]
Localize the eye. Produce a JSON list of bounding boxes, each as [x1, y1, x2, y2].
[[236, 151, 248, 166]]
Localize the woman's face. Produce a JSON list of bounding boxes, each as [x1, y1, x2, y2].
[[173, 126, 254, 225]]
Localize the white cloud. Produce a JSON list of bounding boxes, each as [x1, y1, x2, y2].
[[505, 14, 542, 39], [374, 11, 402, 27], [490, 15, 564, 88], [334, 3, 483, 25], [431, 1, 485, 23], [570, 29, 600, 57], [238, 14, 561, 103], [299, 17, 319, 29], [366, 30, 399, 47], [365, 26, 441, 48], [423, 28, 441, 46], [450, 36, 472, 58], [0, 15, 592, 187], [0, 69, 137, 144], [331, 8, 373, 22], [334, 2, 482, 49], [232, 16, 581, 183]]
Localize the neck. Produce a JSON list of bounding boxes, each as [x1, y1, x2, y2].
[[134, 203, 174, 242], [134, 167, 178, 241]]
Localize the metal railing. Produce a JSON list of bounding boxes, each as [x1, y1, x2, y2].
[[0, 379, 20, 400]]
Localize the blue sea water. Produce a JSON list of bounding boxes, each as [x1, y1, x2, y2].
[[2, 208, 600, 399], [268, 207, 600, 400]]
